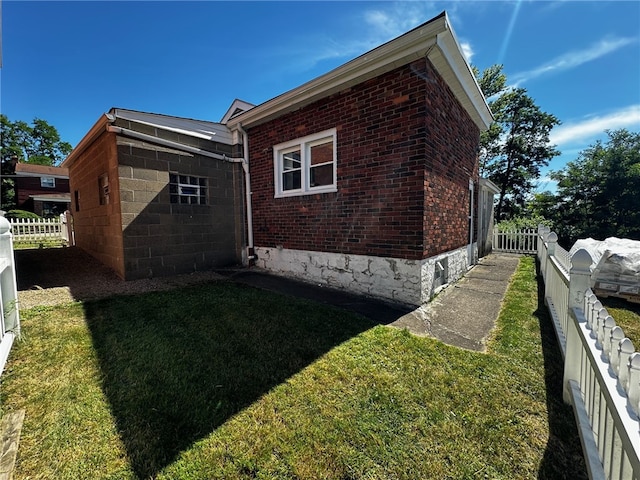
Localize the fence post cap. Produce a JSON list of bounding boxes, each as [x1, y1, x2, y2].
[[630, 352, 640, 369], [619, 338, 635, 354], [570, 248, 592, 271], [0, 216, 10, 234]]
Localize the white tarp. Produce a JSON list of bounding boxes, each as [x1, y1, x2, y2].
[[570, 237, 640, 291]]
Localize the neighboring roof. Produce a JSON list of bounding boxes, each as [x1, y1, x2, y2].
[[15, 163, 69, 178], [227, 12, 492, 132], [479, 178, 500, 194], [29, 193, 71, 203], [220, 99, 256, 124], [109, 108, 233, 144], [63, 108, 236, 168]]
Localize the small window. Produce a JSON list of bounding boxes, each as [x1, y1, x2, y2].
[[99, 174, 109, 205], [273, 128, 337, 198], [41, 177, 55, 188], [74, 190, 80, 212], [169, 173, 207, 205]]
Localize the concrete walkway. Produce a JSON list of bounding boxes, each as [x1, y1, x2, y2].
[[223, 253, 522, 351], [391, 253, 521, 351]]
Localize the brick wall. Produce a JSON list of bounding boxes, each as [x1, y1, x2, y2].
[[117, 138, 244, 280], [247, 58, 480, 261], [68, 130, 124, 276]]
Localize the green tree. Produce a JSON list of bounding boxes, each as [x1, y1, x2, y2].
[[1, 115, 72, 210], [1, 115, 72, 166], [474, 65, 561, 221], [548, 129, 640, 245]]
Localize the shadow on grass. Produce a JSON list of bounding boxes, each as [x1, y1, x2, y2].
[[83, 281, 382, 479], [534, 263, 589, 480]]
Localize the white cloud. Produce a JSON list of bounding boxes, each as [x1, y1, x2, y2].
[[512, 36, 636, 86], [363, 2, 441, 41], [460, 41, 474, 63], [550, 105, 640, 146], [273, 2, 441, 73]]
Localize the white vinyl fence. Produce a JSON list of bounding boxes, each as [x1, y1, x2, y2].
[[0, 217, 20, 378], [493, 227, 538, 254], [9, 213, 74, 246], [537, 225, 640, 480]]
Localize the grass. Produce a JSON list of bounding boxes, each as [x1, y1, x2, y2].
[[601, 297, 640, 347], [13, 240, 67, 250], [0, 257, 587, 479]]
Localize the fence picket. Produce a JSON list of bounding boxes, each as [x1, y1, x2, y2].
[[0, 217, 20, 378], [493, 227, 539, 254], [537, 225, 640, 479], [8, 215, 73, 246]]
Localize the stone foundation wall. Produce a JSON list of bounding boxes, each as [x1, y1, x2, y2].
[[254, 245, 473, 306]]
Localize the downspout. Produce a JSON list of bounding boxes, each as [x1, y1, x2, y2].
[[107, 123, 254, 264], [236, 123, 255, 264]]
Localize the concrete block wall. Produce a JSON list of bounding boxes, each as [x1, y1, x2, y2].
[[117, 137, 244, 280], [246, 57, 480, 263]]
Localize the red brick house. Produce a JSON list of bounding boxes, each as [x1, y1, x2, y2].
[[225, 12, 493, 305], [13, 163, 71, 217], [65, 12, 494, 305]]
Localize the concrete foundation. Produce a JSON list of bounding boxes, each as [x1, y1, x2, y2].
[[254, 245, 474, 306]]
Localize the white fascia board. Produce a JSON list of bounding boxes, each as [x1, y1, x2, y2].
[[228, 15, 448, 129], [479, 178, 500, 194], [220, 99, 256, 124], [430, 19, 493, 130], [229, 12, 492, 132], [30, 194, 71, 202]]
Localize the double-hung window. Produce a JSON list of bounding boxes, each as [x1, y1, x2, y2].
[[273, 128, 337, 198]]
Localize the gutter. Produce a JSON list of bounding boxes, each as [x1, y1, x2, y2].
[[106, 125, 242, 163], [108, 123, 255, 265]]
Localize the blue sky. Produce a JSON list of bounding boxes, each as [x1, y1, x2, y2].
[[2, 1, 639, 191]]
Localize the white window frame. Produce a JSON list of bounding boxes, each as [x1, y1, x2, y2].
[[41, 176, 55, 188], [273, 128, 337, 198]]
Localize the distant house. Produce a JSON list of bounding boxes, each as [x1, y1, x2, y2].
[[13, 163, 71, 217], [64, 12, 496, 306]]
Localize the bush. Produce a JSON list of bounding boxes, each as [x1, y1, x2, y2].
[[4, 210, 41, 220], [496, 215, 551, 231]]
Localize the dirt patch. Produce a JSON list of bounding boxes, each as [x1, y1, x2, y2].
[[15, 247, 225, 309]]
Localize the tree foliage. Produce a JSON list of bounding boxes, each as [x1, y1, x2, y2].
[[538, 129, 640, 245], [474, 65, 560, 221], [0, 115, 72, 167], [1, 115, 72, 210]]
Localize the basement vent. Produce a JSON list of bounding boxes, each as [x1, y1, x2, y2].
[[433, 258, 449, 290]]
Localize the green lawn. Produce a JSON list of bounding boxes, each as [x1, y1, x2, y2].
[[0, 257, 586, 479], [601, 296, 640, 347]]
